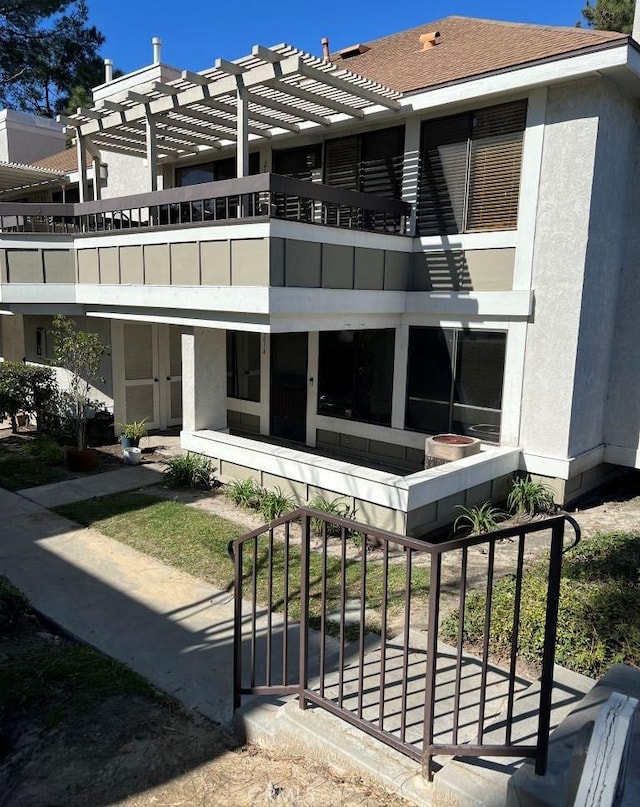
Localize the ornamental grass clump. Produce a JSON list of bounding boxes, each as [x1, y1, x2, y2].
[[162, 452, 219, 490], [454, 502, 507, 535], [507, 475, 556, 519]]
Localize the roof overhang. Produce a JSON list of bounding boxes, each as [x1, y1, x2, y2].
[[59, 44, 402, 160], [0, 162, 65, 197]]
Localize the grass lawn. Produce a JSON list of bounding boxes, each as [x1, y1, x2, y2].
[[0, 576, 165, 727], [441, 530, 640, 678], [56, 492, 429, 633], [0, 434, 69, 491]]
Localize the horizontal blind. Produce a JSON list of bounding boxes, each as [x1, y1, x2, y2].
[[417, 114, 470, 236], [360, 126, 405, 198], [466, 101, 527, 232]]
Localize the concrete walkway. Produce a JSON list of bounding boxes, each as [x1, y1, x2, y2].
[[0, 486, 239, 726]]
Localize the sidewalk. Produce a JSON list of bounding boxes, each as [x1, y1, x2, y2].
[[0, 485, 239, 726]]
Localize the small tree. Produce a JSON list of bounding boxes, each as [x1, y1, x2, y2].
[[52, 315, 110, 449]]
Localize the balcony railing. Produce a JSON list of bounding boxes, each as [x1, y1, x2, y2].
[[0, 174, 411, 237]]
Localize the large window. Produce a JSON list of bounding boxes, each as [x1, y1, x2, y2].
[[406, 328, 506, 443], [227, 331, 260, 402], [417, 100, 527, 236], [318, 329, 395, 426], [175, 153, 260, 187]]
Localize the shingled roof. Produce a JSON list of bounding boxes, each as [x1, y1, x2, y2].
[[331, 16, 627, 94], [32, 147, 90, 172]]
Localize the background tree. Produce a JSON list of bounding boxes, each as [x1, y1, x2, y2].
[[580, 0, 634, 33], [0, 0, 105, 118]]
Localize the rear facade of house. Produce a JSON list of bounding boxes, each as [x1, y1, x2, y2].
[[2, 15, 640, 535]]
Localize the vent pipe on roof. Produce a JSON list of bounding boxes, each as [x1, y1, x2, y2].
[[152, 37, 162, 64], [418, 31, 440, 51], [321, 37, 330, 62], [633, 2, 640, 43], [104, 58, 113, 83]]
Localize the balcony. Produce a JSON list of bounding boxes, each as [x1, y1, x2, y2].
[[0, 174, 410, 237]]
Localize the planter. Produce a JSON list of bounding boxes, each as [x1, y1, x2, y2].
[[123, 446, 142, 466], [120, 435, 140, 449], [66, 447, 98, 472], [425, 434, 481, 465]]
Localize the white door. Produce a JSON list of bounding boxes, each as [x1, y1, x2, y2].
[[122, 323, 182, 430]]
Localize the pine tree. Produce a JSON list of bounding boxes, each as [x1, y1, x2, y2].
[[0, 1, 105, 118], [580, 0, 634, 33]]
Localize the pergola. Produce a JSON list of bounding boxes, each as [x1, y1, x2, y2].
[[59, 44, 403, 201], [0, 162, 64, 198]]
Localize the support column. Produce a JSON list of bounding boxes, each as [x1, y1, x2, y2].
[[236, 79, 249, 178], [391, 324, 409, 430], [259, 333, 271, 436], [401, 117, 421, 236], [182, 328, 228, 432], [76, 133, 88, 203], [145, 112, 158, 192], [92, 155, 102, 200]]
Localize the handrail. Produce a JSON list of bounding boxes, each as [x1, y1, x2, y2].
[[0, 173, 411, 221], [232, 509, 581, 782]]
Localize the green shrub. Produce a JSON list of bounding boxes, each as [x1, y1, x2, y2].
[[258, 487, 296, 521], [454, 501, 506, 535], [309, 495, 358, 536], [508, 475, 555, 518], [33, 435, 65, 466], [441, 531, 640, 678], [0, 362, 59, 434], [162, 452, 218, 490], [225, 477, 263, 509]]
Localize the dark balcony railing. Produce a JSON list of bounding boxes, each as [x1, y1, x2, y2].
[[230, 508, 581, 781], [0, 174, 411, 237]]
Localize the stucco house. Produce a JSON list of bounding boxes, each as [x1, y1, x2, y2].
[[1, 13, 640, 536]]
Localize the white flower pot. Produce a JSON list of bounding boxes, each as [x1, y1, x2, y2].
[[123, 446, 142, 466]]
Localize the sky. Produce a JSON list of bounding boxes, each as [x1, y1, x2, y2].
[[87, 0, 591, 74]]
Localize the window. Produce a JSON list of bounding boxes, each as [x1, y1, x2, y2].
[[175, 153, 260, 187], [318, 329, 395, 426], [226, 331, 260, 402], [406, 328, 506, 443], [417, 100, 527, 236]]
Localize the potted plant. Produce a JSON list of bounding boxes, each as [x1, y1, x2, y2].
[[118, 418, 148, 449], [52, 315, 110, 472]]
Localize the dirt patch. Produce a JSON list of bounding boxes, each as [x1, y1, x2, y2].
[[0, 599, 409, 806]]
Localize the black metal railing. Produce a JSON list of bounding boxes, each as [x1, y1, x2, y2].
[[0, 174, 410, 237], [231, 508, 580, 781]]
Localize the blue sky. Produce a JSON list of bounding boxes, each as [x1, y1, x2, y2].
[[88, 1, 591, 74]]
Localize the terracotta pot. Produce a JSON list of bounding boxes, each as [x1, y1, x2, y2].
[[66, 447, 98, 472], [425, 434, 481, 464]]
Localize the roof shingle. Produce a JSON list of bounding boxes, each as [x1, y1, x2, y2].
[[332, 16, 627, 94], [32, 147, 89, 171]]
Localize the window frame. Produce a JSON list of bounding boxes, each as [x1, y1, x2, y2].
[[405, 326, 507, 443]]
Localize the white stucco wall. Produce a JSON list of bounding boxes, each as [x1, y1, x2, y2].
[[519, 77, 634, 465], [98, 149, 151, 198]]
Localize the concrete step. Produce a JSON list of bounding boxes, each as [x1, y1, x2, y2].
[[236, 627, 596, 807], [507, 664, 640, 807], [433, 663, 594, 807]]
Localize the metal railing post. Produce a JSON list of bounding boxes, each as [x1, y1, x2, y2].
[[422, 551, 442, 781], [299, 511, 311, 710], [535, 518, 565, 774], [232, 539, 243, 711]]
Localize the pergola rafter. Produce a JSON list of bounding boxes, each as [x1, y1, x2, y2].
[[58, 42, 403, 196]]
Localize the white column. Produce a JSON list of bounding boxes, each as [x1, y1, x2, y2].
[[76, 133, 88, 203], [401, 117, 421, 236], [181, 328, 228, 432], [92, 155, 102, 200], [634, 0, 640, 43], [145, 113, 158, 192], [391, 325, 409, 430], [236, 79, 249, 178], [259, 333, 271, 436]]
